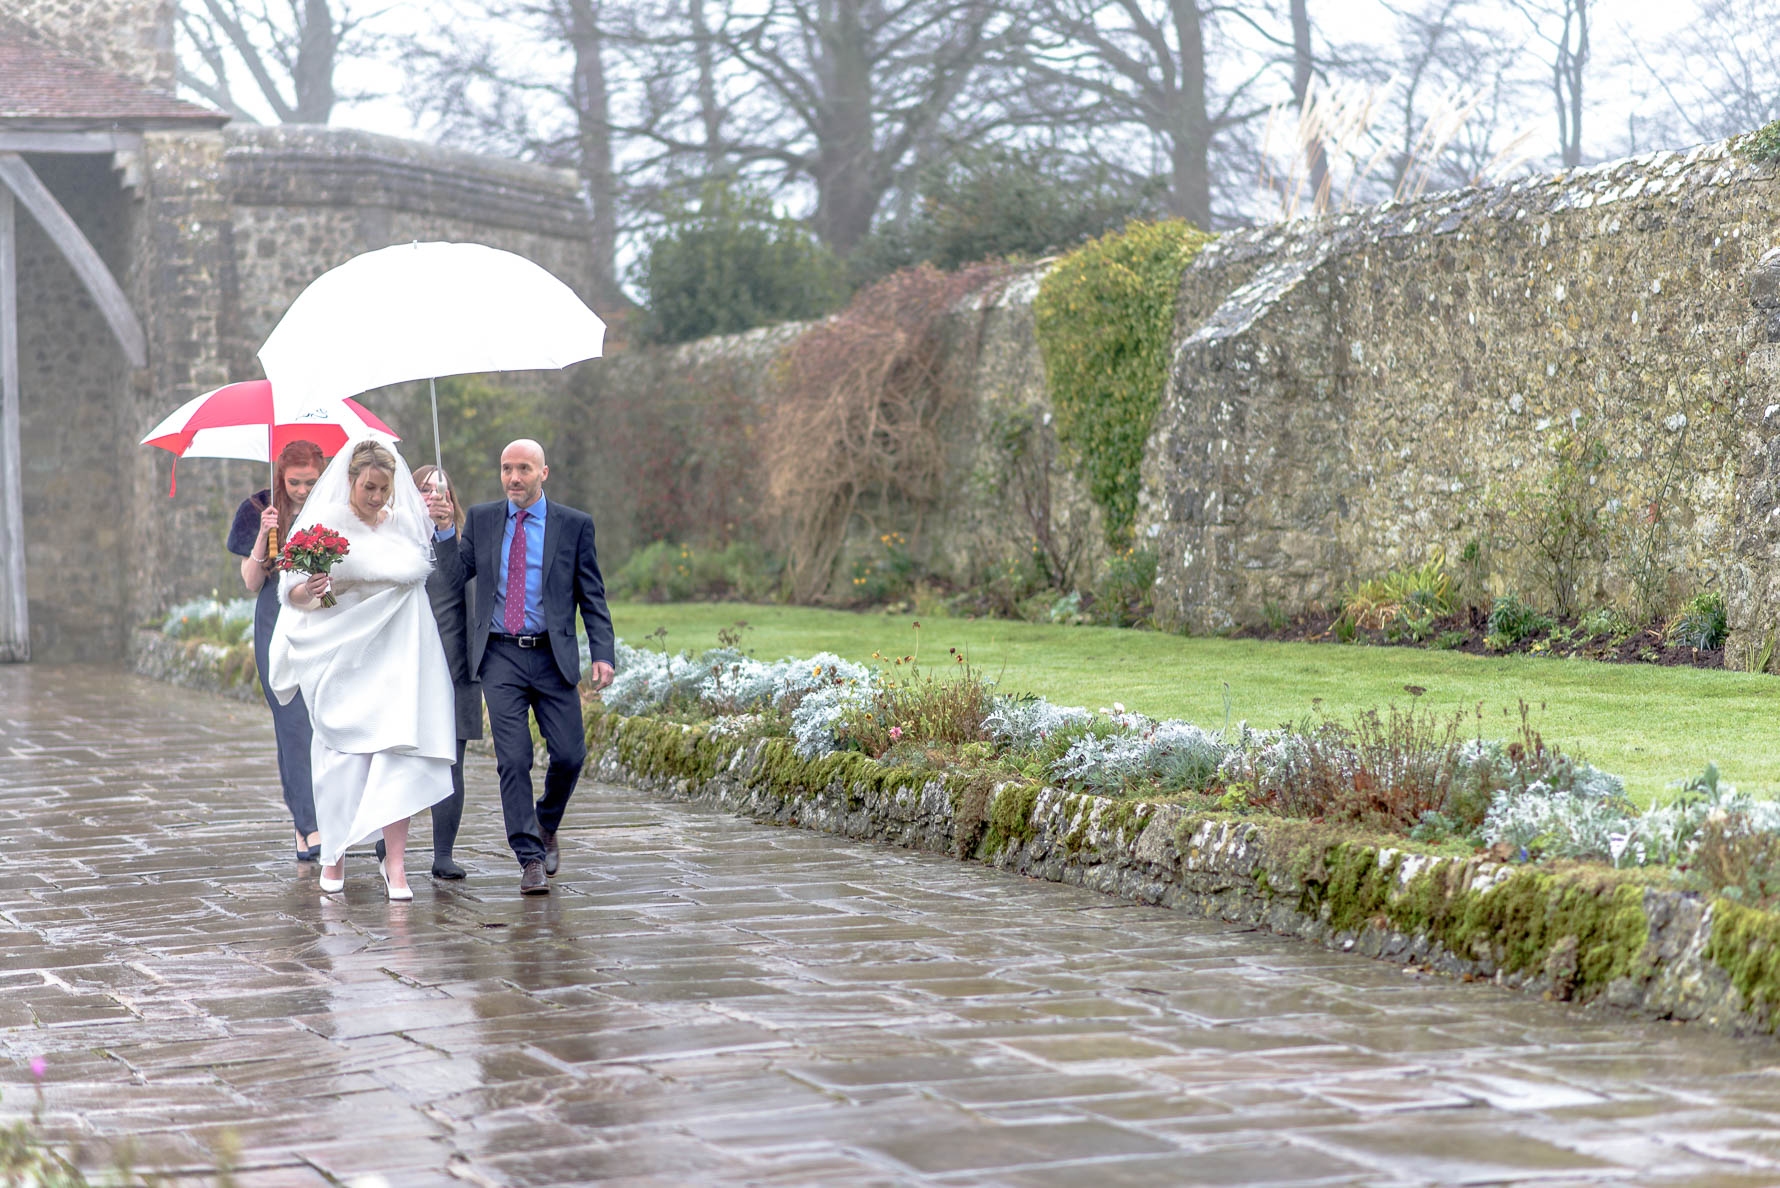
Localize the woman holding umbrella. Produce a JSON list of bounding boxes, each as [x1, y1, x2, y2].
[[226, 439, 325, 862]]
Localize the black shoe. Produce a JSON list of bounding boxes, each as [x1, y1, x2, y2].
[[431, 857, 467, 880], [520, 860, 549, 895], [296, 831, 319, 862], [374, 838, 387, 862], [542, 832, 560, 877]]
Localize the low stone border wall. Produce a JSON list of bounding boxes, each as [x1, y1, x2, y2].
[[128, 628, 259, 704], [588, 710, 1780, 1037]]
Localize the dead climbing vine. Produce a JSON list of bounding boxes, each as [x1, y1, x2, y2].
[[766, 263, 1007, 602]]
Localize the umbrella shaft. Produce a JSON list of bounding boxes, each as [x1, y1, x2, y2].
[[429, 377, 443, 476]]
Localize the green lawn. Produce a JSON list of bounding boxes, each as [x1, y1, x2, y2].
[[608, 601, 1780, 804]]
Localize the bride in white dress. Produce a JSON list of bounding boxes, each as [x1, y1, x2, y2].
[[268, 438, 455, 900]]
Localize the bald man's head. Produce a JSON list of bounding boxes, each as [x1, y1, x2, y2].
[[500, 438, 549, 508]]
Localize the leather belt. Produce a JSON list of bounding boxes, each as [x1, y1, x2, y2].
[[490, 632, 546, 648]]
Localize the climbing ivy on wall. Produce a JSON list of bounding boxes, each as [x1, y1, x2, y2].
[[1033, 219, 1213, 546], [1737, 118, 1780, 162]]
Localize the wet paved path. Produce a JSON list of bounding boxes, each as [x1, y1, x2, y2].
[[3, 668, 1780, 1186]]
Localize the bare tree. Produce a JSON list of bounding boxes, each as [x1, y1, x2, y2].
[[177, 0, 372, 123], [1315, 0, 1531, 201], [1623, 0, 1778, 147], [687, 0, 726, 173], [1506, 0, 1589, 166], [630, 0, 1019, 255], [1289, 0, 1328, 202], [566, 0, 622, 305], [1016, 1, 1285, 229], [401, 0, 637, 309]]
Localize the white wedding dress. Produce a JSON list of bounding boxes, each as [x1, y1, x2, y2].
[[267, 440, 455, 867]]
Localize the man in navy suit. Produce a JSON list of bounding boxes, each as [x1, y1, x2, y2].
[[459, 438, 615, 894]]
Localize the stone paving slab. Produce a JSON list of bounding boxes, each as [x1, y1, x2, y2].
[[2, 666, 1780, 1185]]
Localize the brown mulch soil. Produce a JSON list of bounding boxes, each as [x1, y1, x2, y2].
[[1231, 606, 1725, 670]]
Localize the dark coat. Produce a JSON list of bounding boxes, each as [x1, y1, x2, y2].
[[429, 532, 483, 739], [460, 497, 615, 687]]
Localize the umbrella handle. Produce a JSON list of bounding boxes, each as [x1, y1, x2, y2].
[[266, 526, 279, 565]]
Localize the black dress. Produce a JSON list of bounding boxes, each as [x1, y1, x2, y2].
[[227, 491, 318, 838]]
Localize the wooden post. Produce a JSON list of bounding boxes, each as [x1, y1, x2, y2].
[[0, 187, 27, 660]]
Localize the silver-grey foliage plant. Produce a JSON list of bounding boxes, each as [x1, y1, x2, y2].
[[603, 640, 1771, 868]]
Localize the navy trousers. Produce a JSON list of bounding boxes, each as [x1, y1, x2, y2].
[[481, 638, 586, 867], [254, 584, 317, 837], [432, 738, 467, 860]]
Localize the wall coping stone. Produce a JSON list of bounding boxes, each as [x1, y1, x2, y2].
[[222, 124, 590, 237], [1174, 137, 1775, 360]]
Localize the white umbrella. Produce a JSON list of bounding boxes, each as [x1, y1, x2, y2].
[[257, 241, 606, 474]]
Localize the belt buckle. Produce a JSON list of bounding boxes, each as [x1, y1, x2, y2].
[[519, 634, 541, 648]]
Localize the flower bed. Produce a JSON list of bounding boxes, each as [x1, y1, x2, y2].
[[590, 639, 1780, 1034]]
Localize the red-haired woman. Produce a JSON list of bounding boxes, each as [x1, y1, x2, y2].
[[227, 439, 325, 861]]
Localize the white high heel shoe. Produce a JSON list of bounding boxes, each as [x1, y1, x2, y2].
[[318, 857, 344, 894], [379, 858, 413, 902]]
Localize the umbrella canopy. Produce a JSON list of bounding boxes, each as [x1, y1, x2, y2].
[[140, 380, 398, 493], [257, 241, 607, 418]]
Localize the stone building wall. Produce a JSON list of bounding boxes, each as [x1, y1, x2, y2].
[[14, 153, 137, 659], [1140, 141, 1778, 637], [127, 129, 238, 643], [12, 0, 173, 88]]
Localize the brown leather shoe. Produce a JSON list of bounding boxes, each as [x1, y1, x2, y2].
[[519, 860, 549, 895], [542, 831, 560, 877]]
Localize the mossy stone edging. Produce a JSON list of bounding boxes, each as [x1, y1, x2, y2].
[[129, 627, 260, 703], [588, 708, 1776, 1035]]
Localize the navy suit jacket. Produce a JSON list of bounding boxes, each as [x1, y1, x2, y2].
[[427, 533, 482, 739], [459, 497, 615, 687]]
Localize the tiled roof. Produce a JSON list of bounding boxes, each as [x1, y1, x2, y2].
[[0, 20, 225, 126]]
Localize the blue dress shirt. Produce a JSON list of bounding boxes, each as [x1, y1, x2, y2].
[[492, 495, 547, 633]]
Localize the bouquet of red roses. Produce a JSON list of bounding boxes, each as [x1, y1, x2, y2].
[[278, 525, 350, 608]]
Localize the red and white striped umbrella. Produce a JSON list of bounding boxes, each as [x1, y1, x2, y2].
[[140, 379, 398, 494]]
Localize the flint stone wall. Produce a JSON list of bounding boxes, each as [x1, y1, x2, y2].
[[1141, 140, 1780, 642], [590, 715, 1764, 1036], [581, 139, 1780, 634]]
